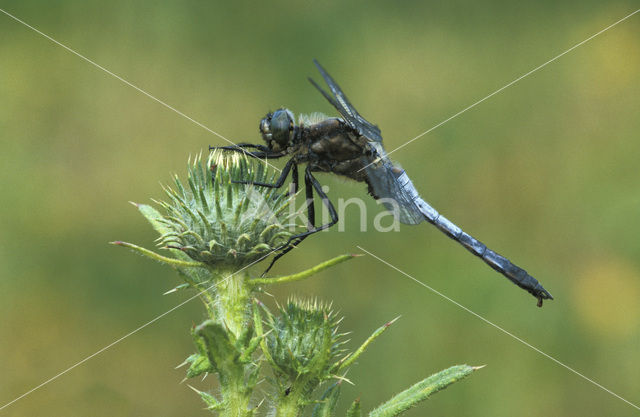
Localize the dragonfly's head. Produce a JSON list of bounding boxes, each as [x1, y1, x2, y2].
[[260, 108, 295, 152]]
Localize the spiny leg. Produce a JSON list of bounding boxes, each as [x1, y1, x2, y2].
[[262, 167, 339, 275], [208, 144, 287, 184], [288, 162, 299, 196], [209, 143, 287, 159], [233, 158, 296, 188], [209, 143, 271, 152], [288, 167, 339, 239], [261, 168, 316, 275]]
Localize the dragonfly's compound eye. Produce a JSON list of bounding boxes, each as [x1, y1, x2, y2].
[[259, 114, 273, 143], [267, 109, 295, 149]]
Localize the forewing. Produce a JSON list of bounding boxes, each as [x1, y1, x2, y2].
[[310, 59, 383, 142], [364, 143, 425, 225]]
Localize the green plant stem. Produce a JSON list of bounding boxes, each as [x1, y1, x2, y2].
[[215, 269, 252, 338], [220, 378, 252, 417], [274, 389, 306, 417], [211, 269, 255, 416], [272, 374, 318, 417]]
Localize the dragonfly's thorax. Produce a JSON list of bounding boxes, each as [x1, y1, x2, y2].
[[296, 117, 371, 183]]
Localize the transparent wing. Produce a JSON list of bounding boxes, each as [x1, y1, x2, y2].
[[309, 59, 383, 143], [363, 143, 426, 225]]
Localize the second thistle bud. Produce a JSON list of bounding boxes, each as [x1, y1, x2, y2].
[[265, 298, 346, 391]]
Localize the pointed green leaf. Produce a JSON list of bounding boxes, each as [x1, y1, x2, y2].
[[369, 365, 478, 417], [346, 399, 362, 417], [195, 320, 240, 374], [335, 317, 399, 372], [183, 352, 213, 378], [235, 321, 254, 350], [188, 385, 222, 410], [240, 333, 265, 363], [110, 241, 205, 268], [136, 203, 172, 235], [248, 254, 360, 286]]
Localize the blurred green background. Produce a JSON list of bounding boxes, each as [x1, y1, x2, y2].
[[1, 1, 639, 416]]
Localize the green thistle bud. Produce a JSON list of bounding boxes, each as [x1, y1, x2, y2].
[[266, 298, 346, 387], [152, 150, 297, 268]]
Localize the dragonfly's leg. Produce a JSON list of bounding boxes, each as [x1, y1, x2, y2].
[[209, 147, 287, 185], [301, 167, 339, 233], [209, 143, 271, 152], [261, 171, 314, 275], [303, 167, 316, 228], [262, 168, 338, 275], [233, 159, 295, 189], [209, 143, 287, 159], [288, 162, 299, 196], [281, 167, 339, 244]]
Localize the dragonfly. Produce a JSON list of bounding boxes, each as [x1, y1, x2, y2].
[[213, 59, 553, 307]]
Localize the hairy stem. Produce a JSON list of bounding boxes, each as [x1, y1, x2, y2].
[[211, 269, 254, 416], [220, 378, 252, 417], [215, 269, 251, 339], [274, 389, 305, 417]]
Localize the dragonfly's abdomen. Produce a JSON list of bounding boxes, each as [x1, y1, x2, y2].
[[419, 200, 553, 306], [391, 169, 553, 305]]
